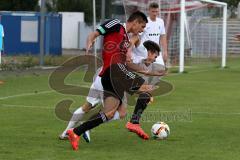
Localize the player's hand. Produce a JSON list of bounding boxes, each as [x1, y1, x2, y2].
[[86, 39, 96, 54], [86, 31, 99, 54], [157, 70, 167, 76], [138, 84, 159, 93]]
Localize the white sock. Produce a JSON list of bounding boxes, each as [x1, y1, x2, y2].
[[108, 111, 120, 122], [61, 107, 85, 136]]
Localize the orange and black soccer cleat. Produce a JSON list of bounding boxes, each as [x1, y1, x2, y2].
[[67, 129, 80, 151], [126, 122, 149, 140]]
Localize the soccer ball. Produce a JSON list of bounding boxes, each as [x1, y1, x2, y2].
[[151, 122, 170, 140]]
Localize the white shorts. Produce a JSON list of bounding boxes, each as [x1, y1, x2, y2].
[[86, 75, 104, 107], [86, 67, 128, 107]]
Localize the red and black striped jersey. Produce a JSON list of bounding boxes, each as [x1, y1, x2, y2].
[[96, 19, 130, 76]]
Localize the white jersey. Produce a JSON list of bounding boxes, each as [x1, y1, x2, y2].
[[132, 43, 148, 64], [141, 17, 166, 44], [132, 17, 166, 65]]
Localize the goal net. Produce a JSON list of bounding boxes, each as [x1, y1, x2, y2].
[[121, 0, 227, 72]]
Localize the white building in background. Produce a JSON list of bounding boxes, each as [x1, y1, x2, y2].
[[60, 12, 84, 49], [60, 12, 102, 50]]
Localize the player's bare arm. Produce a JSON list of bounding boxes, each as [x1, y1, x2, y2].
[[86, 31, 100, 53], [160, 35, 168, 63], [127, 62, 166, 76]]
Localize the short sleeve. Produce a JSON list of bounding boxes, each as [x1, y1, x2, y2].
[[96, 19, 121, 35]]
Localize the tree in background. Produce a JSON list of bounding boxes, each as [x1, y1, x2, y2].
[[0, 0, 114, 23], [221, 0, 240, 18], [47, 0, 113, 24], [0, 0, 39, 11], [0, 0, 239, 19]]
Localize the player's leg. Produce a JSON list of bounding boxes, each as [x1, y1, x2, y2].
[[67, 96, 120, 150], [125, 62, 157, 139], [59, 102, 92, 140], [126, 92, 152, 139], [107, 63, 152, 139], [107, 92, 128, 121], [131, 59, 165, 123], [80, 97, 127, 144], [127, 63, 153, 122], [63, 94, 121, 142], [67, 65, 123, 150], [115, 102, 127, 119], [129, 92, 152, 124], [73, 97, 120, 133], [59, 76, 103, 140]]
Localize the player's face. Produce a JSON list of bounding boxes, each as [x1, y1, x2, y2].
[[149, 8, 159, 20], [132, 20, 146, 34], [147, 51, 158, 63]]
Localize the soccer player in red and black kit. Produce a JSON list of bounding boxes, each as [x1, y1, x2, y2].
[[67, 11, 165, 150]]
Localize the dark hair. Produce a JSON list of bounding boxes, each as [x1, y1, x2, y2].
[[143, 40, 160, 55], [127, 11, 148, 23], [149, 2, 159, 9]]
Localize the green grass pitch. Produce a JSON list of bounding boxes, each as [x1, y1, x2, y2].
[[0, 58, 240, 160]]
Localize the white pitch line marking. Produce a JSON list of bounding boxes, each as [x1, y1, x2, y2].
[[0, 104, 53, 109], [1, 104, 240, 116], [0, 90, 54, 100]]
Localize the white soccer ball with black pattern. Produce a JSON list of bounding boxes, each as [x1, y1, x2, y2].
[[151, 122, 170, 140]]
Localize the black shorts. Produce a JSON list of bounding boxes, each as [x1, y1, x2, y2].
[[101, 63, 145, 100]]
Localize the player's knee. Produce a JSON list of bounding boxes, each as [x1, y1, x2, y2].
[[105, 112, 115, 120], [105, 110, 116, 120], [82, 102, 92, 113]]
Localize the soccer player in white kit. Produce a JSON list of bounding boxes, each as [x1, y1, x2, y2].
[[133, 2, 168, 79]]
